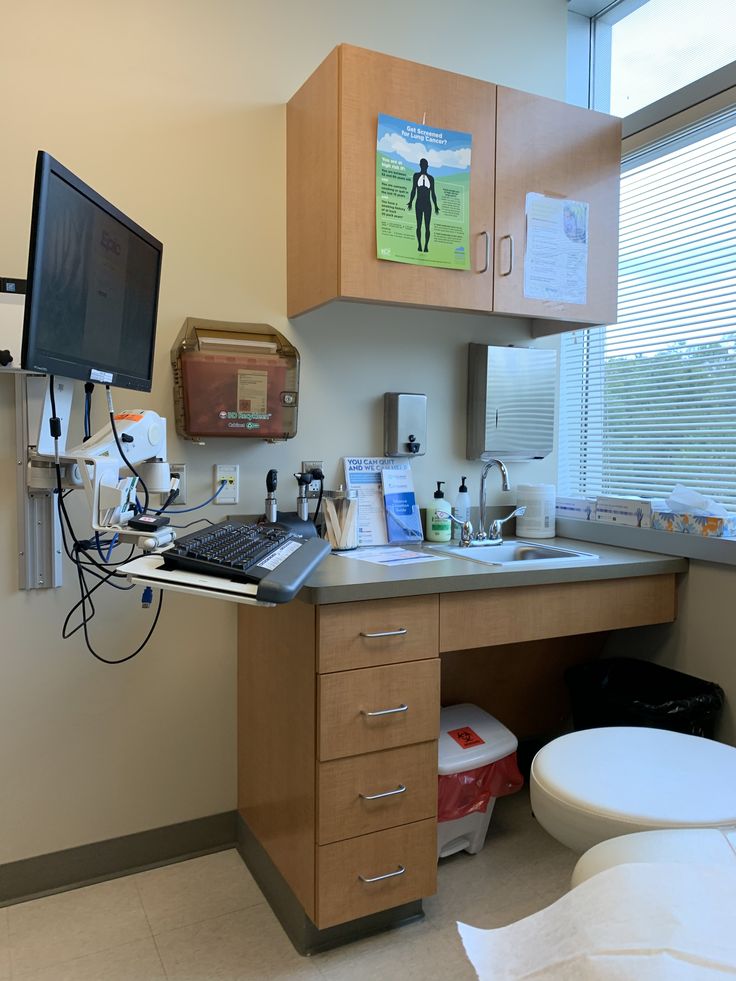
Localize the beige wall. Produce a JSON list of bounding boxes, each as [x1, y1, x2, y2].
[[0, 0, 568, 862]]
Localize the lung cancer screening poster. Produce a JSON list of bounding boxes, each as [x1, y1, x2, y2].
[[376, 113, 472, 270]]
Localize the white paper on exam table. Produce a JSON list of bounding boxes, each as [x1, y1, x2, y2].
[[458, 862, 736, 980]]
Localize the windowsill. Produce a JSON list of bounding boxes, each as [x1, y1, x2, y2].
[[556, 516, 736, 568]]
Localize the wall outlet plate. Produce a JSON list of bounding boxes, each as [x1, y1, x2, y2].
[[301, 459, 324, 499], [169, 463, 187, 505], [214, 464, 239, 505]]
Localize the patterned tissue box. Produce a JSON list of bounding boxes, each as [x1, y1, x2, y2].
[[651, 510, 736, 538]]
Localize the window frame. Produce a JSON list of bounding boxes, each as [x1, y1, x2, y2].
[[562, 5, 736, 564]]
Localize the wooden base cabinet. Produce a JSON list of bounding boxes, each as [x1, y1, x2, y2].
[[238, 596, 439, 933], [287, 44, 622, 331]]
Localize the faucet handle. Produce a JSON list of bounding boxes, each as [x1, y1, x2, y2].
[[437, 511, 474, 546], [489, 506, 526, 542]]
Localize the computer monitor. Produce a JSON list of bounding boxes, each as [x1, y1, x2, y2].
[[21, 151, 163, 392]]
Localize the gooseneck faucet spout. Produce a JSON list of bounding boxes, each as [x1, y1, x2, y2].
[[478, 458, 511, 541]]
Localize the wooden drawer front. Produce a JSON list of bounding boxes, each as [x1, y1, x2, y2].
[[317, 595, 439, 673], [318, 742, 437, 844], [316, 818, 437, 928], [439, 575, 677, 651], [318, 660, 440, 761]]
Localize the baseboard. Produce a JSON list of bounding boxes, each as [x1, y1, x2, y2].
[[236, 812, 424, 955], [0, 810, 238, 907]]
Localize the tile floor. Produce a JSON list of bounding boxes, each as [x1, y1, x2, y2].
[[0, 790, 577, 980]]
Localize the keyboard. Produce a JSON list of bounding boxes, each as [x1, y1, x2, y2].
[[162, 520, 331, 604]]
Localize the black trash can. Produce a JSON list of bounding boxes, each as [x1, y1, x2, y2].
[[565, 657, 725, 738]]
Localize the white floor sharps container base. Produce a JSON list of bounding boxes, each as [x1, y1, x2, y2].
[[530, 726, 736, 854], [437, 704, 522, 859]]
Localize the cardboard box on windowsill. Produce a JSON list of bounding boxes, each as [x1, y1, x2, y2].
[[594, 496, 653, 528], [650, 509, 736, 538]]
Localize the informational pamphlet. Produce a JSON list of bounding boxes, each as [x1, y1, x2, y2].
[[343, 457, 417, 547], [381, 467, 423, 543], [376, 114, 472, 270], [523, 192, 589, 304], [335, 546, 443, 567]]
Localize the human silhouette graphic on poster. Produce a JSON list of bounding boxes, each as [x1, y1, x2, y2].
[[376, 114, 471, 270]]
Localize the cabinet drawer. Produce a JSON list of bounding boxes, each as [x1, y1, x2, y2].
[[318, 742, 437, 844], [318, 660, 440, 761], [316, 818, 437, 928], [317, 595, 439, 673]]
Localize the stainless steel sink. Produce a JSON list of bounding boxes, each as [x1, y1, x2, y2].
[[428, 540, 599, 568]]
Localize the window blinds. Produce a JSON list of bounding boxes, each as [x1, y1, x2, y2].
[[559, 106, 736, 509]]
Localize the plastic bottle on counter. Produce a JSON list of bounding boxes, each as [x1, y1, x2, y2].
[[515, 483, 556, 539], [425, 481, 452, 542], [451, 476, 470, 541]]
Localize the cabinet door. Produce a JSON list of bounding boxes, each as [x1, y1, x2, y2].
[[339, 45, 495, 313], [493, 86, 622, 326]]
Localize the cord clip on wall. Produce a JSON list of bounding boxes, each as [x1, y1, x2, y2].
[[170, 318, 300, 443]]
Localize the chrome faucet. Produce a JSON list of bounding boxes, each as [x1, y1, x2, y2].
[[477, 458, 511, 541]]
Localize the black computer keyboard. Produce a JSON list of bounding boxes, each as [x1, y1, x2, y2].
[[162, 521, 330, 603]]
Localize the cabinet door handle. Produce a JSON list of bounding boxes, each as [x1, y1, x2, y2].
[[479, 230, 490, 273], [361, 704, 408, 718], [359, 864, 406, 884], [359, 628, 408, 638], [359, 784, 407, 801], [499, 234, 514, 276]]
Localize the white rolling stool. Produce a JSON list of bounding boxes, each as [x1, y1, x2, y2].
[[530, 726, 736, 853], [571, 827, 736, 887]]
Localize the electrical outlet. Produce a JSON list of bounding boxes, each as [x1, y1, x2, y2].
[[169, 463, 187, 505], [214, 464, 239, 505], [301, 459, 324, 498]]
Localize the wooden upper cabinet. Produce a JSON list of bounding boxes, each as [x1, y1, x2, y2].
[[287, 46, 622, 331], [493, 87, 622, 329], [287, 45, 496, 317]]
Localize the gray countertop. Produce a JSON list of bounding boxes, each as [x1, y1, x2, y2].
[[299, 537, 688, 605]]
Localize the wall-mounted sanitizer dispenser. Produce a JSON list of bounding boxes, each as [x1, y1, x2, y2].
[[171, 318, 299, 442], [466, 344, 556, 461], [384, 392, 427, 457]]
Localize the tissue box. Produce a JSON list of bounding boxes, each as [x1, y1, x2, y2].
[[651, 510, 736, 538], [556, 496, 596, 520], [595, 496, 652, 528]]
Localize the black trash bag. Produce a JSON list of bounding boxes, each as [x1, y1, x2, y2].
[[565, 657, 725, 738]]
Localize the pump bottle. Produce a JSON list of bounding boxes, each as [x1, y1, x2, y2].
[[451, 476, 470, 541], [425, 481, 452, 543]]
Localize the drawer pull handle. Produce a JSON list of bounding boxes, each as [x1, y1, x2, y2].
[[361, 704, 408, 718], [359, 784, 407, 801], [359, 627, 408, 638], [359, 864, 406, 884]]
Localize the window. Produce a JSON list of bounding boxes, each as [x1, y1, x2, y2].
[[558, 104, 736, 509], [593, 0, 736, 115]]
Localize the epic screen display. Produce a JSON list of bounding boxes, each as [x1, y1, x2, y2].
[[22, 153, 162, 392]]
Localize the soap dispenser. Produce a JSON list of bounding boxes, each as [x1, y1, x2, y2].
[[452, 476, 470, 541], [426, 481, 452, 542]]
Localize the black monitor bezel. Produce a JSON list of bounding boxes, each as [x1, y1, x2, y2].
[[21, 150, 163, 393]]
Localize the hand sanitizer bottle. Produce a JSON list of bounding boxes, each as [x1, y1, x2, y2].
[[452, 476, 470, 541], [426, 481, 452, 542]]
